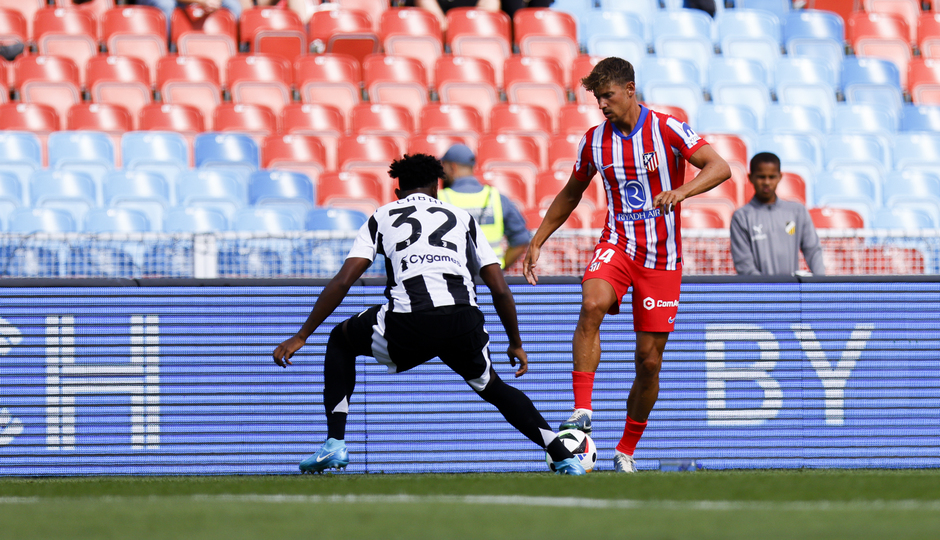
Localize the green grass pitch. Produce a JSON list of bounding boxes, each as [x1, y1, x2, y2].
[[2, 470, 939, 540]]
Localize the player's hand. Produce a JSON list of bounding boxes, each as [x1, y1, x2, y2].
[[522, 243, 541, 286], [652, 189, 686, 215], [507, 344, 528, 377], [272, 335, 305, 368]]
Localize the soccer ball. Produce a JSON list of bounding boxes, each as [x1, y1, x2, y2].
[[546, 429, 598, 473]]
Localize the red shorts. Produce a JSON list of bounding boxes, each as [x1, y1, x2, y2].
[[581, 243, 682, 332]]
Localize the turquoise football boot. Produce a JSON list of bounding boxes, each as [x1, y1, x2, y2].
[[299, 438, 349, 474]]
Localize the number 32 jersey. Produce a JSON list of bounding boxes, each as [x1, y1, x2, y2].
[[347, 193, 501, 313]]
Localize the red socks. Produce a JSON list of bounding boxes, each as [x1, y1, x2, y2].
[[615, 416, 647, 456], [572, 371, 595, 411]]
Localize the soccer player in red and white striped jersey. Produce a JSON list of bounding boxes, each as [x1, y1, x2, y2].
[[523, 57, 731, 472]]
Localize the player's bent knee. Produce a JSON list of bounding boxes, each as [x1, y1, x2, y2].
[[328, 322, 349, 347]]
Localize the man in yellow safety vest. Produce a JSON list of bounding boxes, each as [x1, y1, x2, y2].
[[439, 144, 531, 269]]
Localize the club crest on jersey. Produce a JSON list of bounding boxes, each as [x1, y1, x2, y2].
[[643, 152, 658, 172]]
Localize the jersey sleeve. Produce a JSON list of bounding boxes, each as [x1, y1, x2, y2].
[[571, 129, 598, 182], [345, 215, 378, 261], [663, 116, 708, 160]]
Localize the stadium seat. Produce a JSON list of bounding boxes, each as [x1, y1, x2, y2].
[[66, 103, 131, 164], [640, 57, 704, 125], [171, 7, 237, 83], [418, 103, 483, 147], [86, 55, 152, 131], [0, 8, 27, 54], [315, 170, 384, 214], [261, 133, 327, 186], [871, 205, 936, 229], [763, 104, 826, 141], [783, 10, 845, 77], [809, 206, 865, 228], [379, 7, 442, 87], [582, 11, 647, 62], [701, 132, 748, 168], [294, 54, 361, 130], [848, 11, 913, 89], [533, 169, 570, 209], [193, 132, 260, 183], [475, 133, 541, 200], [775, 57, 838, 130], [363, 54, 428, 124], [909, 58, 940, 106], [139, 102, 205, 135], [0, 0, 42, 40], [30, 169, 97, 225], [336, 134, 402, 202], [479, 169, 529, 210], [823, 131, 891, 184], [13, 55, 81, 130], [737, 0, 790, 19], [0, 103, 57, 166], [82, 207, 150, 233], [883, 169, 940, 225], [679, 204, 727, 229], [695, 103, 759, 144], [47, 131, 115, 201], [33, 8, 98, 88], [832, 102, 899, 135], [489, 102, 552, 145], [335, 0, 387, 33], [350, 102, 414, 151], [597, 0, 657, 29], [101, 6, 168, 82], [176, 168, 247, 220], [709, 56, 768, 89], [558, 103, 605, 135], [893, 132, 940, 170], [743, 171, 808, 205], [899, 103, 940, 131], [305, 206, 369, 231], [407, 133, 470, 159], [546, 132, 579, 175], [103, 170, 170, 231], [513, 8, 579, 87], [226, 53, 293, 119], [716, 9, 783, 80], [918, 12, 940, 59], [434, 55, 499, 130], [239, 7, 306, 62], [863, 0, 919, 44], [841, 56, 904, 112], [571, 54, 603, 105], [8, 207, 75, 233], [445, 7, 512, 88], [502, 55, 568, 126], [121, 131, 189, 202], [280, 102, 344, 171], [813, 170, 880, 221], [0, 171, 21, 225], [54, 0, 113, 31], [229, 207, 301, 232], [248, 169, 315, 225], [753, 132, 822, 184], [156, 55, 222, 130], [163, 206, 227, 232], [213, 103, 278, 144], [523, 201, 604, 230], [652, 9, 716, 86], [0, 130, 43, 190], [307, 9, 378, 67]]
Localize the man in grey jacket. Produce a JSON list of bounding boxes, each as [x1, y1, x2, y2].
[[730, 152, 826, 276]]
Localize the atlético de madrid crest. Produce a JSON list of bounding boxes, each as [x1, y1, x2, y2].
[[643, 152, 658, 172]]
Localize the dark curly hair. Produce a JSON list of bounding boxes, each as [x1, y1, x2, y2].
[[581, 57, 636, 96], [388, 153, 445, 192]]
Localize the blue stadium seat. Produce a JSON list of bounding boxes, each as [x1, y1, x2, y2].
[[709, 58, 771, 129], [0, 131, 42, 192], [103, 170, 171, 232], [882, 170, 940, 227], [652, 8, 714, 43], [871, 206, 937, 229], [552, 0, 595, 42], [248, 169, 315, 225], [842, 57, 904, 113], [716, 9, 782, 82], [813, 170, 879, 222], [47, 131, 115, 205], [662, 0, 725, 15], [899, 104, 940, 132], [696, 103, 760, 144], [0, 173, 23, 230], [763, 104, 826, 138], [122, 131, 189, 205], [824, 134, 890, 190], [735, 0, 790, 20], [230, 207, 301, 232], [833, 103, 898, 136], [176, 169, 247, 221], [639, 57, 704, 124], [893, 132, 940, 171], [7, 207, 76, 233], [583, 11, 649, 61], [652, 9, 715, 85], [194, 132, 260, 185], [598, 0, 658, 33], [306, 207, 369, 231], [82, 208, 151, 233], [775, 57, 838, 130], [753, 132, 822, 186], [30, 170, 97, 226], [783, 10, 844, 76], [163, 207, 229, 232]]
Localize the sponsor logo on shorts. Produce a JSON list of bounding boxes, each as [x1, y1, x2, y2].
[[643, 297, 655, 310], [643, 297, 680, 311]]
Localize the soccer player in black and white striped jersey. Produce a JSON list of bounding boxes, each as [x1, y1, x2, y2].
[[272, 153, 585, 475]]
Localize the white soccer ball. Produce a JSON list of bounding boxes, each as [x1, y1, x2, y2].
[[546, 429, 597, 473]]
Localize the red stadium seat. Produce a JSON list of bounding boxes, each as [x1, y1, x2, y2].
[[476, 133, 542, 204], [512, 8, 579, 88], [138, 102, 204, 133], [172, 8, 237, 85], [407, 132, 471, 158], [336, 134, 402, 202], [0, 102, 57, 165], [281, 102, 345, 171], [919, 12, 940, 59], [316, 170, 385, 214], [239, 7, 306, 62], [379, 7, 442, 87], [909, 57, 940, 105], [54, 0, 113, 37], [558, 103, 605, 135], [33, 8, 98, 87], [213, 102, 278, 143], [362, 53, 427, 123], [434, 55, 499, 130], [295, 54, 361, 130], [644, 103, 690, 125], [571, 54, 602, 105], [86, 55, 152, 130], [101, 6, 168, 82], [743, 171, 807, 205], [809, 206, 865, 228], [811, 0, 855, 26], [308, 9, 378, 66], [335, 0, 387, 33], [156, 55, 221, 130], [418, 103, 482, 148], [445, 7, 512, 88], [503, 55, 568, 127], [547, 132, 579, 174], [13, 55, 81, 130], [0, 8, 26, 54], [489, 102, 552, 170], [701, 132, 748, 169], [67, 102, 130, 164], [685, 160, 746, 207], [0, 0, 42, 40], [534, 169, 570, 209], [680, 205, 727, 229], [226, 53, 293, 119], [262, 133, 327, 185], [864, 0, 920, 44], [849, 11, 913, 88], [480, 169, 528, 210], [681, 199, 736, 228], [350, 102, 413, 152]]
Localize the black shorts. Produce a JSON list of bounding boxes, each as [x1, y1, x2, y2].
[[342, 304, 493, 391]]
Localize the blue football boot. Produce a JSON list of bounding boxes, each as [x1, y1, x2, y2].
[[559, 408, 592, 434], [299, 438, 349, 474], [553, 457, 587, 476]]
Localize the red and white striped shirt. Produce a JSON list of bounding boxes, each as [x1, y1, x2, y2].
[[573, 105, 708, 271]]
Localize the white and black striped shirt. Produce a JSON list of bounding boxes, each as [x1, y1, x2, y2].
[[346, 193, 501, 313]]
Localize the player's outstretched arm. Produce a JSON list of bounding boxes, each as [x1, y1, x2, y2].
[[523, 173, 589, 285], [653, 145, 732, 213], [272, 257, 373, 367], [480, 262, 528, 377]]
